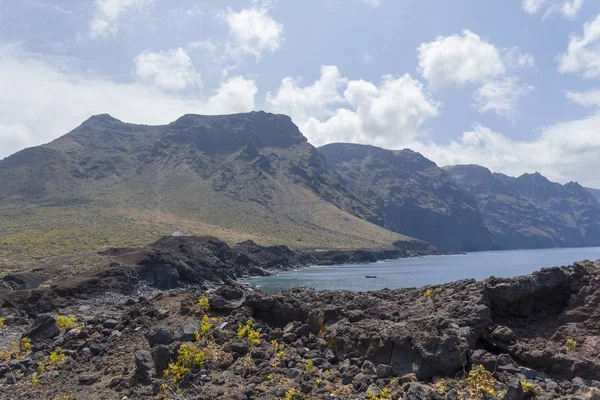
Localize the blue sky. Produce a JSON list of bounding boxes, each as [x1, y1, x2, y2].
[[1, 0, 600, 187]]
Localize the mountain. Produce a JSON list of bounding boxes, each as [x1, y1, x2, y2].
[[319, 143, 494, 252], [0, 112, 423, 267], [586, 187, 600, 203], [445, 165, 600, 249]]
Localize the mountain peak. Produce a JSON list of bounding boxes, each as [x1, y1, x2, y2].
[[83, 114, 122, 124], [163, 111, 306, 154]]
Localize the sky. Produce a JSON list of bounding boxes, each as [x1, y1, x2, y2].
[[1, 0, 600, 187]]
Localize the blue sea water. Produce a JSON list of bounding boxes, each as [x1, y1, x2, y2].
[[245, 247, 600, 293]]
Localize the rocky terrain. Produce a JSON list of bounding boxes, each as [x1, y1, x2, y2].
[[446, 165, 600, 250], [0, 237, 598, 399], [319, 144, 494, 252]]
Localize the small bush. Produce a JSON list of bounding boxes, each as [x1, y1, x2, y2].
[[47, 349, 68, 368], [237, 320, 261, 347], [423, 289, 434, 299], [465, 365, 496, 397], [0, 318, 5, 329], [198, 291, 210, 313], [283, 388, 296, 400], [20, 337, 33, 354], [366, 387, 392, 400], [163, 343, 205, 386], [305, 359, 313, 373], [56, 315, 77, 329], [566, 338, 577, 352], [520, 379, 540, 395], [201, 314, 214, 336]]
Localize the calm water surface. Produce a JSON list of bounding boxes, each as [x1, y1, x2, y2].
[[245, 247, 600, 293]]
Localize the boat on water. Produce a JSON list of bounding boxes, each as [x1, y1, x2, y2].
[[365, 275, 377, 279]]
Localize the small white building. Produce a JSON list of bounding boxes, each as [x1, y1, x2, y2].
[[171, 231, 184, 237]]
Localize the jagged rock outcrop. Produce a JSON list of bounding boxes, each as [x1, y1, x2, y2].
[[446, 165, 600, 249], [319, 143, 494, 252]]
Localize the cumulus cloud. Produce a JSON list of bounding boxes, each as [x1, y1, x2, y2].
[[221, 6, 284, 59], [522, 0, 585, 19], [0, 45, 257, 160], [266, 66, 439, 148], [418, 30, 534, 117], [90, 0, 154, 39], [557, 13, 600, 78], [474, 78, 533, 118], [134, 48, 202, 91], [418, 30, 505, 88]]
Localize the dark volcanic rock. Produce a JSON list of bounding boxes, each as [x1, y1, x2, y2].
[[134, 349, 154, 384], [446, 165, 600, 249], [146, 329, 174, 347], [22, 315, 60, 341], [319, 143, 494, 251]]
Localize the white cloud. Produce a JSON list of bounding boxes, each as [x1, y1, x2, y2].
[[361, 0, 382, 7], [474, 78, 533, 117], [522, 0, 585, 19], [418, 30, 534, 117], [561, 0, 585, 19], [557, 13, 600, 78], [90, 0, 154, 39], [221, 6, 284, 59], [412, 100, 600, 187], [418, 30, 505, 88], [0, 45, 257, 160], [266, 66, 439, 148], [134, 48, 202, 91], [266, 65, 348, 122], [522, 0, 548, 14], [566, 88, 600, 107]]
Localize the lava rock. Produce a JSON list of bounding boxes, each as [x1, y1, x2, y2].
[[21, 315, 59, 342], [173, 323, 199, 342], [146, 329, 174, 347], [151, 345, 171, 378], [134, 350, 154, 385], [376, 364, 393, 378]]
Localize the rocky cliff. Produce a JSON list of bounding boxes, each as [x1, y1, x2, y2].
[[446, 165, 600, 249], [319, 143, 494, 252]]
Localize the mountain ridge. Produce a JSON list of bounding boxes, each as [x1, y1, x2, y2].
[[319, 143, 495, 252], [0, 112, 421, 268], [445, 164, 600, 249]]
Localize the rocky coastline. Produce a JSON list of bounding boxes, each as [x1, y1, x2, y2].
[[0, 237, 598, 399]]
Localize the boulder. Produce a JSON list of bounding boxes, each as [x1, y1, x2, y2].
[[22, 315, 59, 342], [173, 323, 199, 342], [151, 345, 171, 377], [134, 350, 154, 385], [146, 329, 174, 347]]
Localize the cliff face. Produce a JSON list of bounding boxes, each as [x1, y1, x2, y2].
[[319, 143, 494, 252], [446, 165, 600, 249]]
